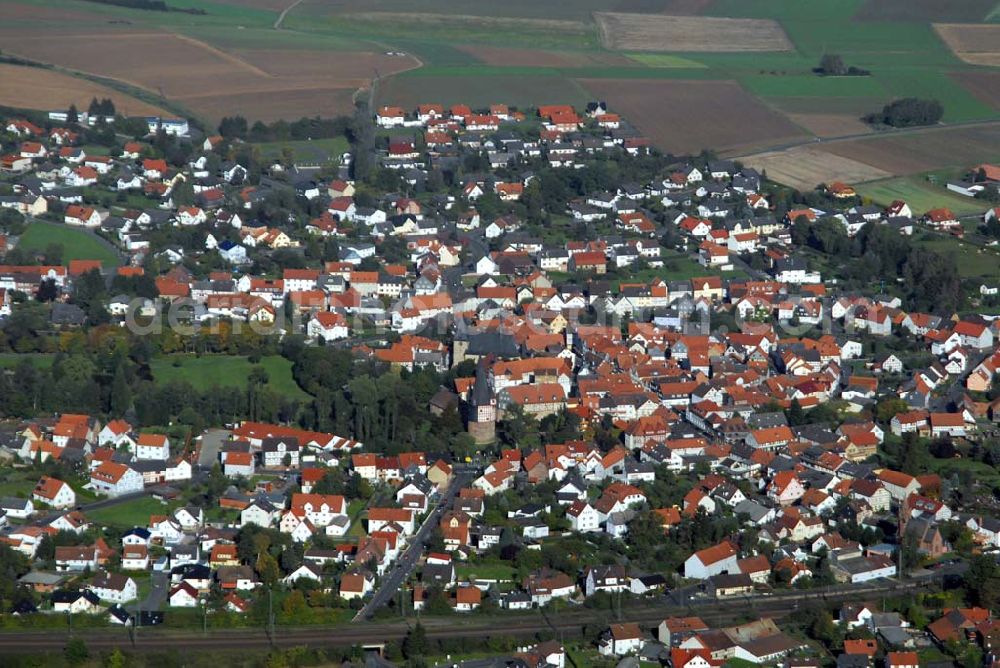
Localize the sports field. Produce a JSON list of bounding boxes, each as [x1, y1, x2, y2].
[[17, 222, 120, 267]]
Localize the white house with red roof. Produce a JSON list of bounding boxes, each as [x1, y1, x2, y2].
[[307, 311, 349, 342], [88, 462, 144, 497], [135, 433, 170, 460], [683, 541, 739, 580], [32, 476, 76, 509]]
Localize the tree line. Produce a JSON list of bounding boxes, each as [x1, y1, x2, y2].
[[79, 0, 206, 14], [217, 114, 353, 143]]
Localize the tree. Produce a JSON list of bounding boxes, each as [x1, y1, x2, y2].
[[110, 364, 132, 416], [402, 621, 428, 659], [818, 54, 846, 76], [105, 648, 127, 668], [64, 638, 90, 666], [37, 278, 60, 302], [218, 115, 249, 139], [967, 554, 1000, 609], [786, 398, 805, 426], [256, 553, 281, 586], [66, 104, 79, 125]]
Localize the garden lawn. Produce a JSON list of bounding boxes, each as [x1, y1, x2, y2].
[[17, 221, 120, 267], [455, 562, 516, 581], [0, 353, 56, 369], [150, 355, 311, 400], [88, 496, 179, 528]]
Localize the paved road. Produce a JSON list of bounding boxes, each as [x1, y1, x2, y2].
[[273, 0, 305, 29], [128, 572, 168, 615], [353, 468, 476, 621]]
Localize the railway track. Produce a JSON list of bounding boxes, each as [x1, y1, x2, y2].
[[0, 578, 937, 653]]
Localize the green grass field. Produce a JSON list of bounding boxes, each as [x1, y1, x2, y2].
[[17, 221, 120, 267], [455, 562, 516, 581], [253, 137, 349, 164], [88, 496, 179, 528], [625, 53, 708, 68], [150, 355, 311, 400], [913, 235, 1000, 280], [855, 175, 991, 217], [0, 353, 56, 370]]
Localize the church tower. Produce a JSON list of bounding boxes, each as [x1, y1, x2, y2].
[[466, 358, 496, 444]]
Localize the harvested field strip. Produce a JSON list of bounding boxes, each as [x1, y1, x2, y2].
[[343, 12, 588, 34], [738, 146, 891, 191], [625, 53, 708, 68], [0, 64, 170, 117], [595, 12, 793, 52], [934, 23, 1000, 66]]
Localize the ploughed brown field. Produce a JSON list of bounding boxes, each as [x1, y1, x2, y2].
[[952, 71, 1000, 111], [595, 12, 793, 52], [738, 146, 891, 191], [784, 113, 873, 139], [933, 23, 1000, 66], [819, 123, 1000, 174], [0, 64, 170, 117], [456, 45, 635, 68], [0, 28, 419, 122], [577, 78, 807, 154]]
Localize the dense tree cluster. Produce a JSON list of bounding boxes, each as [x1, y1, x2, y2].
[[865, 97, 943, 128], [791, 217, 963, 312], [816, 54, 870, 76]]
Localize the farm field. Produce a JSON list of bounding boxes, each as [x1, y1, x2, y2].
[[819, 124, 1000, 174], [854, 0, 998, 22], [595, 12, 792, 52], [784, 113, 872, 138], [740, 146, 891, 191], [933, 23, 1000, 66], [150, 354, 311, 401], [17, 222, 120, 267], [853, 175, 991, 217], [0, 24, 418, 123], [456, 45, 635, 68], [0, 64, 169, 118], [954, 72, 1000, 111], [1, 0, 998, 178], [578, 78, 808, 154], [379, 74, 590, 110]]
